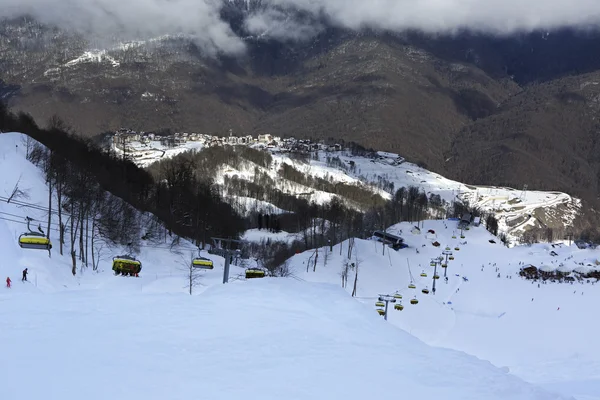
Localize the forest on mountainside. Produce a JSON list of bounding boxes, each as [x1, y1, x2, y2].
[[6, 100, 600, 274], [0, 102, 246, 275]]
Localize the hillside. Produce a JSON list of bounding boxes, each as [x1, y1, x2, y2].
[[0, 131, 595, 400], [113, 136, 581, 242], [446, 70, 600, 201], [286, 220, 600, 400], [5, 16, 600, 203]]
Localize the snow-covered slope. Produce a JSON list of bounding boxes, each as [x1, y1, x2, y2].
[[0, 132, 572, 400], [113, 138, 581, 241], [286, 220, 600, 400], [2, 280, 569, 400]]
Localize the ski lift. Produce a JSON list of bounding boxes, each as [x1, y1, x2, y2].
[[394, 303, 404, 311], [375, 301, 385, 307], [421, 287, 430, 294], [191, 257, 214, 269], [408, 283, 416, 289], [433, 274, 440, 280], [460, 235, 465, 239], [452, 235, 457, 239], [18, 217, 52, 251], [441, 263, 447, 268], [393, 293, 402, 299], [454, 247, 460, 251], [245, 268, 266, 279], [410, 298, 419, 305], [112, 256, 142, 276], [445, 246, 451, 251], [19, 232, 52, 251], [429, 261, 436, 267], [449, 256, 455, 260], [420, 271, 427, 277], [376, 309, 386, 316]]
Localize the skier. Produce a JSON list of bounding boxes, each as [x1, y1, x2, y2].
[[22, 268, 28, 282], [6, 277, 11, 288]]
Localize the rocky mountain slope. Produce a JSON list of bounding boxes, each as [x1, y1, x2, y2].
[[2, 13, 600, 203]]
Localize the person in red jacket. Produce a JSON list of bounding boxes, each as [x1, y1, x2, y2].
[[6, 277, 11, 288]]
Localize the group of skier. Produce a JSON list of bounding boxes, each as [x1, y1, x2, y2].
[[5, 268, 28, 288]]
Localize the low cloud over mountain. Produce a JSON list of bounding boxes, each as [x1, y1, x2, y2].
[[3, 0, 600, 54]]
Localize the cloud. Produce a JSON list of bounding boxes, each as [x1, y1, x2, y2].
[[3, 0, 600, 56], [244, 7, 324, 41], [0, 0, 246, 56], [258, 0, 600, 35]]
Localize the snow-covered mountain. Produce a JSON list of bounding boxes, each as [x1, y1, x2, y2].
[[110, 135, 581, 243], [0, 131, 596, 400]]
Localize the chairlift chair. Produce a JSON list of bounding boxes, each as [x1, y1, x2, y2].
[[18, 232, 52, 251], [245, 268, 266, 279], [410, 298, 419, 305], [376, 309, 386, 316], [393, 293, 402, 299], [112, 255, 142, 276], [192, 257, 214, 269], [394, 303, 404, 311], [421, 288, 430, 294], [420, 271, 427, 277], [18, 217, 52, 251], [408, 282, 416, 289], [375, 301, 385, 307]]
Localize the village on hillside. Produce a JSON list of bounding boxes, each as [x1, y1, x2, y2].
[[112, 128, 341, 153], [108, 128, 406, 166]]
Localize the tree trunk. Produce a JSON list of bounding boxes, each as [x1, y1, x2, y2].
[[46, 177, 52, 239], [352, 266, 358, 297], [79, 203, 85, 264], [70, 212, 79, 275], [91, 221, 96, 271], [57, 177, 64, 255], [85, 216, 89, 267]]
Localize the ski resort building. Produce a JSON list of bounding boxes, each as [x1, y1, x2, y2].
[[372, 230, 405, 250]]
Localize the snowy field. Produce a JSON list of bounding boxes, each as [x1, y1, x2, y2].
[[288, 220, 600, 400], [0, 132, 596, 400], [1, 281, 571, 400], [115, 138, 580, 241]]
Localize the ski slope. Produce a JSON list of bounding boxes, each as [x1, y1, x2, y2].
[[287, 220, 600, 400], [0, 132, 591, 399], [1, 280, 570, 400]]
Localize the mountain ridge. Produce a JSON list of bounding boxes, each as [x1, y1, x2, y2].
[[3, 15, 600, 204]]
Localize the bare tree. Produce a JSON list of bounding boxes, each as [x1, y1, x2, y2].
[[347, 237, 355, 259], [6, 177, 29, 203], [90, 220, 105, 271], [351, 247, 362, 297], [276, 260, 293, 277], [182, 252, 202, 295], [341, 259, 352, 288], [69, 212, 80, 275]]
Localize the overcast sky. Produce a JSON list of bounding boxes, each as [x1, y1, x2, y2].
[[3, 0, 600, 55]]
